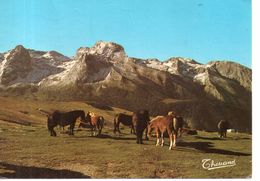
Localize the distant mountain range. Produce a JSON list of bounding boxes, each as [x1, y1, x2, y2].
[[0, 41, 251, 131]]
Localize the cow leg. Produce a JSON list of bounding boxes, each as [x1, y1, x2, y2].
[[49, 127, 53, 136], [68, 125, 72, 135], [169, 134, 173, 150], [156, 130, 160, 146], [50, 129, 54, 136], [93, 126, 96, 136], [221, 131, 224, 138], [117, 123, 121, 135], [132, 125, 136, 135], [179, 128, 183, 138], [147, 126, 151, 140], [130, 126, 133, 134], [145, 126, 149, 140], [52, 130, 57, 137], [95, 126, 98, 136], [136, 133, 140, 144], [167, 128, 173, 150], [71, 124, 75, 136], [67, 125, 71, 135], [113, 122, 118, 134], [50, 127, 57, 137], [161, 132, 164, 147], [91, 127, 94, 136], [136, 127, 141, 144], [173, 133, 177, 147], [131, 125, 136, 134], [114, 125, 120, 135], [59, 126, 63, 133], [140, 129, 144, 144], [136, 131, 140, 144], [96, 123, 100, 136], [78, 122, 83, 129], [68, 126, 71, 135]]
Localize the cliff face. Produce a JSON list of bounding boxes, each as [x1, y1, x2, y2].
[[0, 42, 252, 131]]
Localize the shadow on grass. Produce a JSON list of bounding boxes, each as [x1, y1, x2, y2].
[[195, 135, 251, 141], [195, 136, 223, 141], [232, 137, 251, 140], [177, 141, 251, 156], [74, 133, 137, 141], [0, 162, 90, 178]]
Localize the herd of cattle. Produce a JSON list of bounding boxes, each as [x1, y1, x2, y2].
[[46, 109, 230, 150]]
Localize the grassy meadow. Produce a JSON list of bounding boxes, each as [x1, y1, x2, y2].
[[0, 97, 252, 178]]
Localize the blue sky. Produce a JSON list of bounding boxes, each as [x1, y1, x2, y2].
[[0, 0, 251, 67]]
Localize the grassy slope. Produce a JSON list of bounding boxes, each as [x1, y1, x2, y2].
[[0, 97, 252, 178]]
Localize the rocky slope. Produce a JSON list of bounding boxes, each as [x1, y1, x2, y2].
[[0, 42, 252, 131]]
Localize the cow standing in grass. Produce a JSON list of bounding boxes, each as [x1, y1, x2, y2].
[[86, 112, 105, 136], [133, 110, 150, 144], [113, 113, 135, 134], [218, 120, 229, 138], [47, 110, 85, 136], [147, 112, 184, 150]]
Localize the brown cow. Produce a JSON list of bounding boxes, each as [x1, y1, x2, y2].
[[148, 112, 184, 150], [85, 112, 104, 136]]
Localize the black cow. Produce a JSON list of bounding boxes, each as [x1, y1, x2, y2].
[[133, 110, 150, 144], [218, 120, 229, 138]]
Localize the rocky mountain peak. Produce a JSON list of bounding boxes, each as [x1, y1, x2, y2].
[[83, 41, 126, 60], [75, 47, 90, 58], [5, 45, 31, 62], [75, 41, 126, 64], [92, 41, 125, 54], [0, 45, 32, 85]]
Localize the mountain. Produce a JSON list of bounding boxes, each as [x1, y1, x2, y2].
[[0, 42, 252, 132]]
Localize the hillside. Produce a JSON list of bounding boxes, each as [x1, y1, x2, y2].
[[0, 97, 252, 178]]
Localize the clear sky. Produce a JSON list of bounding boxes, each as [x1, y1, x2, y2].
[[0, 0, 251, 67]]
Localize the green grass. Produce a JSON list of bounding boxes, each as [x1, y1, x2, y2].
[[0, 97, 252, 178]]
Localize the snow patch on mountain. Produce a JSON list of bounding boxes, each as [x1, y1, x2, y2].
[[38, 59, 77, 86], [42, 51, 70, 62], [193, 72, 207, 85]]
